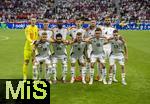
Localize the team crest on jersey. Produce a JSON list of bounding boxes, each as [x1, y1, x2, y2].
[[38, 44, 42, 48]]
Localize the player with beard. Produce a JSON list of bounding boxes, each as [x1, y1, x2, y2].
[[101, 17, 118, 82], [52, 20, 68, 40], [51, 33, 69, 84]]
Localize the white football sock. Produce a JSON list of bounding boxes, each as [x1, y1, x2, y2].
[[62, 64, 67, 81], [97, 64, 101, 77], [109, 73, 113, 81], [52, 64, 57, 81], [113, 64, 117, 79], [71, 67, 75, 78], [102, 68, 107, 80], [82, 67, 86, 81], [90, 68, 94, 81], [121, 73, 126, 81], [33, 65, 38, 80]]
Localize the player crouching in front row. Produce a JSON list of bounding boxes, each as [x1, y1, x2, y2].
[[51, 33, 69, 84], [108, 30, 128, 85], [32, 32, 52, 84], [69, 32, 87, 84]]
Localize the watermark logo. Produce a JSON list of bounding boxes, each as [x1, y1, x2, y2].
[[0, 79, 50, 104]]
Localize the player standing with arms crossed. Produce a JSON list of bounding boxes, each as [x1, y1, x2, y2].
[[23, 17, 39, 81]]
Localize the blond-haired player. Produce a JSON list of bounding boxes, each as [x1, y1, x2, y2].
[[23, 17, 39, 81]]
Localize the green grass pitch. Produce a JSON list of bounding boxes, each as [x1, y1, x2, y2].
[[0, 29, 150, 104]]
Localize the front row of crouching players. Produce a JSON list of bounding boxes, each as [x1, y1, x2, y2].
[[32, 28, 128, 85]]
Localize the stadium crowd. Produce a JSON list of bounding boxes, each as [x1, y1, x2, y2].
[[0, 0, 149, 22]]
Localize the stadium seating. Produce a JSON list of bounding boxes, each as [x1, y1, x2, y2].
[[0, 0, 149, 22]]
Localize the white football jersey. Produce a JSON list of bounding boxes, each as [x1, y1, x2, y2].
[[100, 26, 116, 58], [53, 28, 68, 40], [69, 28, 86, 39], [101, 26, 115, 38], [86, 28, 96, 38], [39, 29, 53, 40]]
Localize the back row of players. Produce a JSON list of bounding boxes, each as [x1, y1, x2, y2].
[[24, 17, 128, 85]]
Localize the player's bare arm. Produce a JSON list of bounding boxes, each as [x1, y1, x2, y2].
[[62, 39, 70, 45], [48, 37, 56, 43]]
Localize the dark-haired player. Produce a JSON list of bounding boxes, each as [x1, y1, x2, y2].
[[51, 33, 69, 83], [101, 17, 118, 82]]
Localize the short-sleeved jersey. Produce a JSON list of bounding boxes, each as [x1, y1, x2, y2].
[[101, 26, 115, 38], [86, 28, 96, 38], [34, 41, 50, 57], [110, 39, 125, 54], [91, 38, 105, 55], [71, 41, 86, 57], [24, 25, 39, 50], [39, 29, 53, 40], [52, 42, 66, 56], [53, 28, 68, 40], [69, 28, 86, 39]]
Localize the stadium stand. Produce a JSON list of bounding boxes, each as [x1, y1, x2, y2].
[[0, 0, 149, 23]]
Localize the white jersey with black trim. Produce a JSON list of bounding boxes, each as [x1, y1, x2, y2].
[[86, 28, 96, 38], [100, 26, 115, 39], [100, 26, 116, 57], [69, 27, 86, 39], [53, 28, 68, 40]]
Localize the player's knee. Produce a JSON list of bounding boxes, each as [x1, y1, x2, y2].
[[40, 62, 43, 65], [33, 65, 38, 73], [101, 63, 105, 69], [24, 60, 29, 65], [52, 63, 56, 68], [87, 58, 90, 62], [110, 65, 113, 70], [33, 65, 38, 69], [47, 64, 52, 69], [121, 65, 124, 69], [63, 63, 67, 68], [71, 63, 75, 67], [91, 63, 94, 68], [80, 63, 85, 67]]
